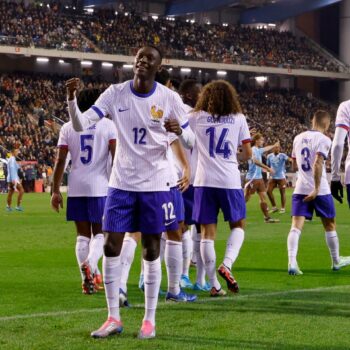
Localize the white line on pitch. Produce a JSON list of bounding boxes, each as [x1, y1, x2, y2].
[[1, 284, 349, 322]]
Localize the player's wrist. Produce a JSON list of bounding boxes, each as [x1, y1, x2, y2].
[[176, 128, 183, 136]]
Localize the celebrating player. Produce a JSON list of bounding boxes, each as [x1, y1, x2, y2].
[[266, 145, 292, 214], [244, 133, 280, 223], [287, 110, 350, 275], [51, 88, 117, 294], [66, 45, 195, 339], [6, 146, 24, 212], [331, 99, 350, 205], [190, 80, 252, 296]]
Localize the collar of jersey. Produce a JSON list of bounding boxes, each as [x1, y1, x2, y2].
[[129, 80, 157, 98]]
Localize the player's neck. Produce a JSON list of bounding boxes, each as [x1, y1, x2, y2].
[[310, 125, 325, 134], [132, 76, 155, 94]]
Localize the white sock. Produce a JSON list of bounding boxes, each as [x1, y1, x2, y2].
[[194, 233, 205, 285], [325, 231, 340, 264], [75, 235, 90, 280], [223, 228, 245, 269], [190, 225, 197, 264], [119, 237, 137, 293], [165, 240, 182, 295], [182, 229, 192, 276], [87, 233, 104, 273], [103, 256, 121, 320], [160, 232, 166, 262], [143, 257, 161, 325], [200, 239, 220, 290], [287, 227, 301, 266]]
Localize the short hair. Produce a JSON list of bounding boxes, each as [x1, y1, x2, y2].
[[312, 110, 330, 124], [77, 89, 102, 112], [169, 78, 181, 91], [194, 80, 242, 118], [143, 45, 163, 61], [251, 133, 263, 146], [179, 79, 198, 96], [155, 67, 170, 85]]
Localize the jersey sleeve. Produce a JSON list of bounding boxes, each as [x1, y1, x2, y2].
[[317, 137, 332, 160], [282, 153, 289, 161], [170, 91, 190, 128], [238, 115, 251, 145], [57, 125, 68, 149], [335, 101, 350, 131], [90, 85, 114, 119]]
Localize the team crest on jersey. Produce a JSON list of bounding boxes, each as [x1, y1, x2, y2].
[[87, 124, 97, 130], [150, 105, 163, 122]]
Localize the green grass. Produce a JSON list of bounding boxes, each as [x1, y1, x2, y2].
[[1, 190, 350, 349]]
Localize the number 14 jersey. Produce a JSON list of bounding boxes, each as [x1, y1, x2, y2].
[[292, 130, 331, 196], [189, 111, 251, 189]]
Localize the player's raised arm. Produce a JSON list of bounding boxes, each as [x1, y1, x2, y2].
[[263, 141, 280, 154], [66, 78, 111, 131]]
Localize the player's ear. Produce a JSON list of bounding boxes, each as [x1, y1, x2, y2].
[[157, 64, 163, 72]]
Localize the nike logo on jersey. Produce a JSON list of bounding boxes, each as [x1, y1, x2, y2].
[[118, 108, 129, 112]]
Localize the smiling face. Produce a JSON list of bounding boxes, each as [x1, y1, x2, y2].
[[133, 46, 162, 80]]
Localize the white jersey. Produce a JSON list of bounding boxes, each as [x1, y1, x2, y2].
[[88, 80, 190, 192], [57, 119, 117, 197], [292, 130, 331, 196], [190, 111, 251, 189], [335, 100, 350, 184]]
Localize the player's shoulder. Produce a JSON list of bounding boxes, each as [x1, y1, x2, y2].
[[60, 121, 73, 132], [318, 132, 331, 145], [104, 81, 129, 96], [338, 99, 350, 112]]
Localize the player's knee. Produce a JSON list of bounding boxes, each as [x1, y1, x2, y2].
[[143, 246, 160, 261], [324, 221, 336, 232], [103, 240, 120, 257]]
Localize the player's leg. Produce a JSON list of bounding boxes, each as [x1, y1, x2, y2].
[[267, 180, 278, 212], [119, 231, 141, 306], [244, 183, 253, 203], [279, 180, 287, 213], [287, 216, 305, 275], [15, 182, 24, 210], [6, 183, 14, 211], [258, 182, 279, 223]]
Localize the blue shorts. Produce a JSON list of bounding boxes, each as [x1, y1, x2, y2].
[[66, 196, 106, 223], [102, 187, 178, 234], [193, 187, 246, 224], [170, 186, 184, 226], [347, 184, 350, 208], [183, 185, 196, 225], [291, 194, 335, 220]]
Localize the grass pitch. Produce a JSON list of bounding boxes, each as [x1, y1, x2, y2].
[[1, 190, 350, 350]]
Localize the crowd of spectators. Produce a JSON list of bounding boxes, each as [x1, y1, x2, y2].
[[0, 1, 343, 72]]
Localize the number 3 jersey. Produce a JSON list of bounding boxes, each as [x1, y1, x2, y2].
[[189, 111, 251, 189], [57, 119, 117, 197], [292, 130, 331, 196]]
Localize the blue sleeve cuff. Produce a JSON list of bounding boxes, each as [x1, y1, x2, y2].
[[91, 105, 104, 119]]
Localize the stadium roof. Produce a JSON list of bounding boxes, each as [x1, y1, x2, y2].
[[83, 0, 342, 23]]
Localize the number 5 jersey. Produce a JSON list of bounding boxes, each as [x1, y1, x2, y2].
[[292, 130, 331, 196], [57, 119, 117, 197]]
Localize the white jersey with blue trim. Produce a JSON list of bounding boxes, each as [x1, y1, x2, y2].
[[80, 80, 191, 192], [292, 130, 331, 196], [190, 111, 251, 189], [57, 119, 117, 197], [335, 99, 350, 184]]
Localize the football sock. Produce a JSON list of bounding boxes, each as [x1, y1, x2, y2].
[[165, 240, 182, 295], [201, 239, 220, 290], [87, 233, 104, 273], [325, 231, 340, 264], [120, 236, 137, 293], [287, 227, 301, 266], [75, 235, 90, 280], [160, 232, 166, 262], [182, 229, 192, 276], [194, 233, 206, 285], [223, 228, 245, 269], [103, 256, 121, 320], [143, 257, 161, 325], [191, 225, 197, 264]]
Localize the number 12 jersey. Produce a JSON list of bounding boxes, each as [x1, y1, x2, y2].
[[292, 130, 331, 196]]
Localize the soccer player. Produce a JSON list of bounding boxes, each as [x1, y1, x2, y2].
[[51, 88, 117, 294], [190, 80, 252, 297], [331, 99, 350, 205], [244, 133, 280, 223], [66, 45, 195, 339], [287, 110, 350, 275], [266, 145, 292, 214], [6, 146, 24, 212]]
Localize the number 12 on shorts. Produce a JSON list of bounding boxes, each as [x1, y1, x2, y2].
[[162, 202, 176, 222]]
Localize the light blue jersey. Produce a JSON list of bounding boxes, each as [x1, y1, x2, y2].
[[6, 156, 19, 183], [266, 153, 289, 179], [246, 147, 264, 180]]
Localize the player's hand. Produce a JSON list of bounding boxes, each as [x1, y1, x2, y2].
[[51, 192, 63, 213], [177, 167, 190, 192], [164, 119, 182, 135], [268, 167, 275, 175], [303, 189, 318, 202], [65, 78, 80, 101], [331, 180, 343, 204]]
